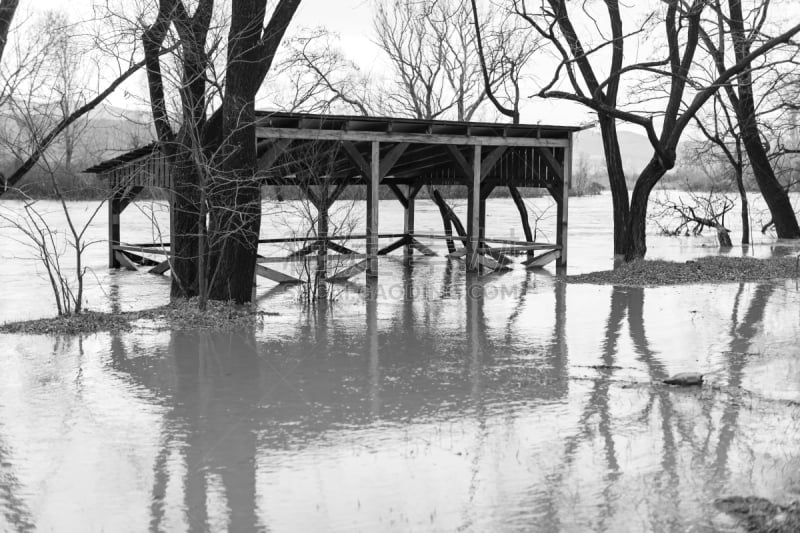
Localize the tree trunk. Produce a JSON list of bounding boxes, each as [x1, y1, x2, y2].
[[625, 158, 668, 261], [170, 147, 201, 299], [728, 0, 800, 239], [733, 166, 750, 245], [739, 123, 800, 238], [599, 115, 631, 257], [207, 0, 265, 303]]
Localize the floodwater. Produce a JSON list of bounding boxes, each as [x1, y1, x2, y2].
[[1, 194, 800, 532]]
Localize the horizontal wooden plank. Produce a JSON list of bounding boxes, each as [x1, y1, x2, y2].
[[327, 259, 369, 282], [523, 249, 561, 268], [113, 244, 170, 256], [257, 233, 405, 244], [477, 244, 558, 254], [256, 254, 369, 264], [114, 251, 139, 271], [255, 127, 571, 148], [148, 259, 171, 275], [255, 264, 305, 284]]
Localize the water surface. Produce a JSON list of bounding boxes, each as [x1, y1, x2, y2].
[[1, 194, 799, 531]]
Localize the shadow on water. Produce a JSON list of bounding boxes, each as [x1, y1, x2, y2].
[[2, 257, 798, 531]]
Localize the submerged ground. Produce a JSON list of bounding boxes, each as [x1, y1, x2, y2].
[[1, 195, 799, 531], [1, 261, 799, 532]]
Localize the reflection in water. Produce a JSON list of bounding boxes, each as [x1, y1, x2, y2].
[[1, 261, 799, 531]]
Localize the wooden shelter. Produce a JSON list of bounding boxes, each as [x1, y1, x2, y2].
[[85, 111, 579, 284]]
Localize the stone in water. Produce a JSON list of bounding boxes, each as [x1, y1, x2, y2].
[[663, 372, 703, 386]]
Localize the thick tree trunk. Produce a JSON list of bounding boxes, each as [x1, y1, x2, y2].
[[170, 148, 201, 299], [738, 123, 800, 238], [599, 115, 631, 257], [728, 0, 800, 239], [625, 158, 668, 261], [171, 14, 211, 299], [207, 0, 265, 303]]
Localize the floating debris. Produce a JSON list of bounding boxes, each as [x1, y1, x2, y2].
[[715, 496, 800, 533], [663, 372, 704, 386]]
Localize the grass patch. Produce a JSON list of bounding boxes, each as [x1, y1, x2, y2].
[[567, 256, 799, 286], [0, 298, 278, 336]]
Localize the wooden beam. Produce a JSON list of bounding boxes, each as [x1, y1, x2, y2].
[[328, 259, 369, 282], [558, 133, 572, 268], [257, 138, 292, 171], [367, 141, 379, 276], [480, 183, 495, 200], [445, 145, 473, 183], [409, 238, 437, 256], [118, 185, 144, 212], [341, 141, 370, 179], [480, 146, 507, 178], [379, 142, 409, 179], [476, 254, 502, 271], [467, 144, 482, 271], [378, 236, 409, 255], [114, 251, 138, 271], [535, 147, 564, 180], [327, 180, 349, 204], [481, 246, 513, 266], [148, 259, 171, 275], [120, 251, 159, 267], [387, 182, 408, 209], [112, 244, 170, 256], [255, 127, 571, 147], [523, 249, 561, 268], [326, 241, 357, 255], [108, 195, 121, 268], [255, 264, 305, 284], [404, 184, 417, 255], [287, 242, 320, 258], [257, 253, 368, 264]]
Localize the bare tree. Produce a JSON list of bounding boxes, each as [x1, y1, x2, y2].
[[141, 0, 301, 305], [374, 0, 502, 120], [475, 1, 800, 260], [690, 91, 750, 244], [0, 10, 155, 316], [0, 6, 167, 197], [269, 28, 373, 115], [698, 0, 800, 240], [651, 187, 735, 246]]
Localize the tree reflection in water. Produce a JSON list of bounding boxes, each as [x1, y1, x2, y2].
[[91, 265, 798, 532]]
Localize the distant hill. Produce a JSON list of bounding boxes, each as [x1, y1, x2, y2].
[[6, 104, 656, 176], [80, 105, 155, 164], [573, 127, 654, 175]]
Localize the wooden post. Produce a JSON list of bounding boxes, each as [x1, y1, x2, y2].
[[404, 184, 416, 255], [366, 277, 380, 416], [557, 133, 572, 269], [367, 141, 380, 277], [317, 187, 329, 298], [108, 191, 121, 268], [467, 145, 482, 271]]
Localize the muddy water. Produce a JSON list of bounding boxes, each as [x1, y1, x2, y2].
[[1, 269, 800, 531], [1, 194, 800, 531]]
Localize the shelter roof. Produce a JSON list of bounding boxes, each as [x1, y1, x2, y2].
[[85, 111, 582, 174]]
